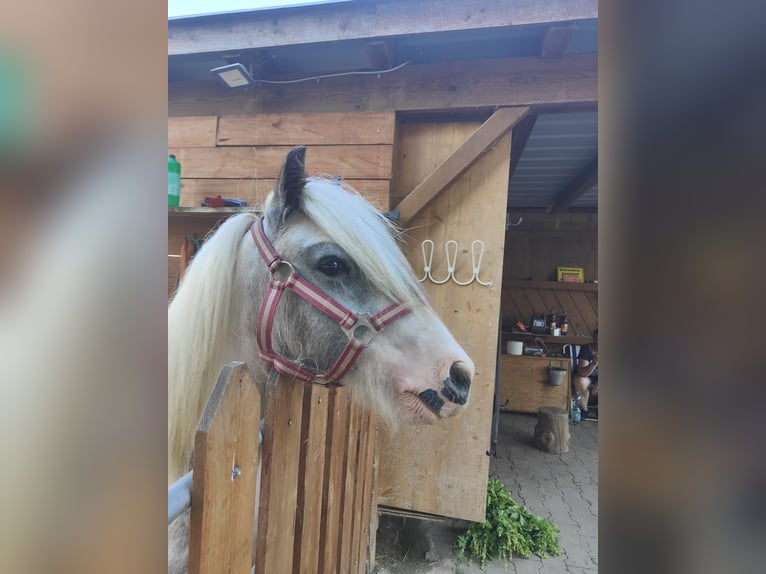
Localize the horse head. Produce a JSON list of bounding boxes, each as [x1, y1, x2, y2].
[[236, 147, 475, 425]]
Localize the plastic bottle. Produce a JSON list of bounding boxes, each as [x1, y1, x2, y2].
[[168, 154, 181, 207], [570, 392, 582, 424]]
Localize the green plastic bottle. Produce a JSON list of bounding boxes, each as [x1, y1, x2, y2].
[[168, 154, 181, 207]]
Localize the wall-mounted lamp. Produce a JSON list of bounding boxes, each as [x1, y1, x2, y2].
[[211, 63, 255, 89]]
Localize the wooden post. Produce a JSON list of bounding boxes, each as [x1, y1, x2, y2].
[[534, 407, 571, 454], [187, 362, 261, 574]]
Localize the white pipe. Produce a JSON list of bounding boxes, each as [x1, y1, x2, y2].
[[168, 471, 193, 524]]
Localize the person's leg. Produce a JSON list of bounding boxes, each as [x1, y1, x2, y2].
[[574, 376, 592, 411]]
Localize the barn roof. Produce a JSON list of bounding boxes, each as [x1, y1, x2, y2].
[[168, 0, 599, 212]]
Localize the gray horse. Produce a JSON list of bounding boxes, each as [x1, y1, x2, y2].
[[168, 147, 474, 573]]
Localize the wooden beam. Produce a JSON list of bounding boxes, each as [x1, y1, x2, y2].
[[395, 107, 528, 225], [169, 0, 598, 56], [169, 52, 597, 116], [540, 25, 577, 58], [546, 157, 598, 214], [508, 114, 538, 182]]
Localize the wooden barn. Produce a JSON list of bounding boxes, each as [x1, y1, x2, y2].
[[168, 1, 598, 571]]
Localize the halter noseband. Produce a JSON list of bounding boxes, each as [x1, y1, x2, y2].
[[250, 216, 411, 387]]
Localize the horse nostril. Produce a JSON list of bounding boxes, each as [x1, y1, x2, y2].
[[450, 362, 472, 391], [442, 362, 472, 405]]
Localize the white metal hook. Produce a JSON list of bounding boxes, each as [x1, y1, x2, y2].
[[419, 239, 451, 284], [472, 240, 492, 287], [450, 240, 475, 286]]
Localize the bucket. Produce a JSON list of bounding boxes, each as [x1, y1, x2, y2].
[[548, 365, 567, 386], [507, 340, 523, 355]]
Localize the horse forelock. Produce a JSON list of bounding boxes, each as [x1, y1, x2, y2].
[[293, 178, 426, 310]]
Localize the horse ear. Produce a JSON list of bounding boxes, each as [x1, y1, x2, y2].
[[272, 146, 307, 221]]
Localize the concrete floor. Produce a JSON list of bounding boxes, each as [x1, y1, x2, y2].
[[374, 412, 598, 573]]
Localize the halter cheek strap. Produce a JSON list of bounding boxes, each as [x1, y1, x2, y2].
[[250, 217, 411, 387]]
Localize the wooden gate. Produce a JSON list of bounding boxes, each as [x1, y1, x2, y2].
[[186, 362, 377, 574]]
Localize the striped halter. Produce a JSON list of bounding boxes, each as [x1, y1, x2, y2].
[[250, 216, 411, 387]]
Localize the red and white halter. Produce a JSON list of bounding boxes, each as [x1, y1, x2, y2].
[[250, 216, 411, 387]]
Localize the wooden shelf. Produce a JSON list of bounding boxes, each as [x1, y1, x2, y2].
[[505, 279, 598, 292], [503, 332, 593, 345], [168, 207, 261, 217]]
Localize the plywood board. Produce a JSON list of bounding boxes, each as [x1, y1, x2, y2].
[[498, 355, 570, 414], [377, 121, 512, 522], [217, 112, 395, 146], [168, 145, 392, 180], [168, 116, 218, 148]]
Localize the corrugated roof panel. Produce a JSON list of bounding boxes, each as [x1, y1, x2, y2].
[[508, 111, 598, 210]]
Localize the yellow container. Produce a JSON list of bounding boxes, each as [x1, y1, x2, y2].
[[557, 267, 584, 282]]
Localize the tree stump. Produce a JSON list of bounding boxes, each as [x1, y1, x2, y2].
[[534, 407, 570, 454]]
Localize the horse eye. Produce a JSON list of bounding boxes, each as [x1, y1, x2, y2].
[[317, 256, 346, 276]]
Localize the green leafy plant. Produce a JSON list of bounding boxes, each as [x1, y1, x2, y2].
[[455, 476, 561, 569]]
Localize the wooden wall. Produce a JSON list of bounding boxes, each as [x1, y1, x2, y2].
[[503, 212, 597, 282], [168, 111, 397, 298], [168, 112, 395, 210], [502, 280, 598, 337], [377, 120, 511, 522]]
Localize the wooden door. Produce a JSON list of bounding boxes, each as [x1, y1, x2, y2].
[[377, 120, 513, 522]]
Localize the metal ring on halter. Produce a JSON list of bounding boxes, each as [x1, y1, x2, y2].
[[342, 314, 378, 346], [269, 260, 295, 282]]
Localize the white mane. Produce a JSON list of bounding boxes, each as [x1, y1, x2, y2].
[[168, 211, 258, 482]]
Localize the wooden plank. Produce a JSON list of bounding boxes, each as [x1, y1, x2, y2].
[[349, 411, 370, 573], [367, 422, 380, 572], [378, 124, 512, 522], [187, 363, 260, 574], [506, 279, 598, 291], [392, 122, 478, 206], [395, 107, 528, 224], [355, 413, 377, 573], [547, 157, 598, 214], [540, 25, 577, 58], [320, 389, 351, 572], [178, 178, 390, 211], [294, 385, 330, 574], [366, 40, 392, 69], [498, 355, 570, 413], [338, 401, 361, 574], [168, 116, 218, 148], [168, 145, 393, 180], [508, 113, 538, 182], [168, 0, 598, 55], [168, 53, 598, 115], [255, 377, 305, 574], [217, 112, 395, 146]]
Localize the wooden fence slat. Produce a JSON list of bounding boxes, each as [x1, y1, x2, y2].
[[338, 401, 361, 574], [295, 385, 331, 574], [187, 362, 261, 574], [217, 112, 396, 146], [255, 377, 305, 573], [320, 390, 351, 572], [168, 145, 393, 180], [353, 412, 376, 573]]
